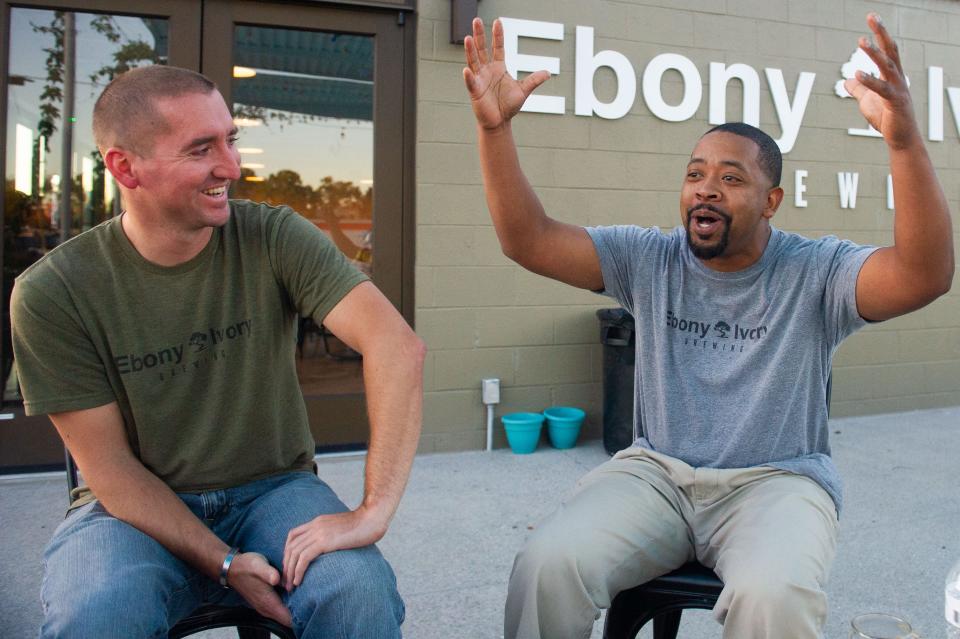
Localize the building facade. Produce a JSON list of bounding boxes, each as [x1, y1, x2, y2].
[[1, 0, 958, 469], [416, 0, 960, 452]]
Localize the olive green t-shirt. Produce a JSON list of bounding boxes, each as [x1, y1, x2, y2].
[[11, 200, 367, 505]]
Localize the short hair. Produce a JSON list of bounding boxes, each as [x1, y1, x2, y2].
[[703, 122, 782, 187], [92, 65, 217, 155]]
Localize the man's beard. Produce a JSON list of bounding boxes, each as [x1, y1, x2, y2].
[[685, 204, 732, 260]]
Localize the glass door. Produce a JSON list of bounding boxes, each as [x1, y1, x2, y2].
[[0, 0, 412, 471], [202, 1, 413, 451], [0, 0, 200, 472]]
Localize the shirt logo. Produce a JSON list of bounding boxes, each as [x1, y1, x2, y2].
[[114, 319, 253, 380], [666, 310, 767, 354], [189, 332, 208, 353]]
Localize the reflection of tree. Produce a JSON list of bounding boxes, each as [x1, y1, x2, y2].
[[4, 183, 53, 278], [3, 185, 56, 395], [234, 170, 372, 267], [31, 13, 65, 148], [234, 170, 371, 222], [233, 104, 302, 129], [237, 169, 313, 212], [315, 176, 371, 221], [29, 12, 157, 230], [233, 103, 368, 132], [32, 12, 158, 142], [88, 15, 159, 85]]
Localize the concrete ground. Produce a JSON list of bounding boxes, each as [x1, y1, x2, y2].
[[2, 406, 959, 638]]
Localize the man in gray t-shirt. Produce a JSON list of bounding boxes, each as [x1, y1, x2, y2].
[[587, 224, 874, 514], [463, 13, 953, 639]]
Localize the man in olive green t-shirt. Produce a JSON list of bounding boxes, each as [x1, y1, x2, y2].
[[11, 65, 424, 638]]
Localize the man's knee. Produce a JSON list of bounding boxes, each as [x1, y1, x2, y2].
[[511, 525, 584, 588], [716, 569, 827, 631], [289, 545, 403, 638], [42, 572, 190, 639], [40, 507, 198, 639]]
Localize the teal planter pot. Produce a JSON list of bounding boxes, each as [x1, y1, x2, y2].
[[501, 412, 544, 454], [544, 406, 585, 449]]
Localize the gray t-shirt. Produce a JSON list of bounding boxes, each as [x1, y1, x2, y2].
[[587, 225, 877, 513]]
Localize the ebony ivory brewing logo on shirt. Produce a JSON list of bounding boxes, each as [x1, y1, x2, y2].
[[114, 318, 253, 380], [666, 310, 768, 354]]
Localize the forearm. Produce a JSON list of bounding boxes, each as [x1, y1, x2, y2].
[[888, 135, 954, 292], [97, 462, 290, 622], [89, 457, 230, 579], [477, 123, 553, 262], [356, 329, 425, 532]]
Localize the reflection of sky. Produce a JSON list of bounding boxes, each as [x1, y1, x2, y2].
[[233, 110, 372, 188], [5, 9, 157, 184], [6, 8, 373, 193]]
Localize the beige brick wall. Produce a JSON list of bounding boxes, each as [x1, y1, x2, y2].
[[415, 0, 960, 452]]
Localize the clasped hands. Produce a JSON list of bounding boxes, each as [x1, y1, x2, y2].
[[225, 507, 387, 628]]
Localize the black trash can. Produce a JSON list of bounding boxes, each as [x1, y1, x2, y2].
[[597, 308, 636, 455]]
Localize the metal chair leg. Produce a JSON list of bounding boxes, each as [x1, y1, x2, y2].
[[652, 610, 683, 639]]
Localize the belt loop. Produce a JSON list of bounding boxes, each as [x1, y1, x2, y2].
[[199, 491, 211, 519]]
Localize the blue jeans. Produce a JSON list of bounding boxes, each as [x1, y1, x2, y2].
[[39, 471, 404, 638]]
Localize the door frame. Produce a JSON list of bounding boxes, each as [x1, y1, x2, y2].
[[0, 0, 416, 469], [0, 0, 204, 366], [202, 0, 417, 449], [0, 0, 202, 472], [202, 0, 416, 324]]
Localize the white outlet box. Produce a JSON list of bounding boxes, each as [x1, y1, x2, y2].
[[481, 378, 500, 404]]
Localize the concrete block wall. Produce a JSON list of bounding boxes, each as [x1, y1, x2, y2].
[[415, 0, 960, 452]]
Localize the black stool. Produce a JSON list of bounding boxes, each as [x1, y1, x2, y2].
[[603, 562, 723, 639], [168, 604, 295, 638], [64, 452, 295, 639]]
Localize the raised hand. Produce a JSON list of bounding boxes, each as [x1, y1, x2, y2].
[[843, 13, 920, 150], [463, 18, 550, 131]]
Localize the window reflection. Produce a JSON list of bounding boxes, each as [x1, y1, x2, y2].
[[228, 25, 375, 400], [3, 9, 168, 401], [229, 26, 374, 277]]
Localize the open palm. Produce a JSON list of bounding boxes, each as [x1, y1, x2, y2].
[[463, 18, 549, 131], [842, 14, 918, 150]]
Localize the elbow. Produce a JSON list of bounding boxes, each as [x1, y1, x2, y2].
[[913, 269, 953, 309], [500, 240, 542, 272], [932, 260, 954, 298], [944, 256, 955, 295], [500, 239, 525, 266], [402, 331, 427, 375], [500, 244, 523, 266], [939, 271, 953, 297], [408, 336, 427, 392], [907, 254, 954, 305], [495, 223, 544, 269], [412, 334, 427, 367]]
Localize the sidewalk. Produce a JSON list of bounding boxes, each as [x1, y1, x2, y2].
[[2, 407, 958, 638]]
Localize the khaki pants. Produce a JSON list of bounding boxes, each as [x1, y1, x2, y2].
[[504, 447, 839, 639]]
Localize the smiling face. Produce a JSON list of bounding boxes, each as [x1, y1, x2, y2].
[[127, 90, 241, 230], [680, 131, 784, 271]]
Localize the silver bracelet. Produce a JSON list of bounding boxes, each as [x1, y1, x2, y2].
[[219, 547, 240, 588]]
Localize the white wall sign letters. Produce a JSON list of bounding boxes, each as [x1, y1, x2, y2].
[[500, 16, 960, 210], [501, 18, 565, 115], [575, 25, 635, 119]]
